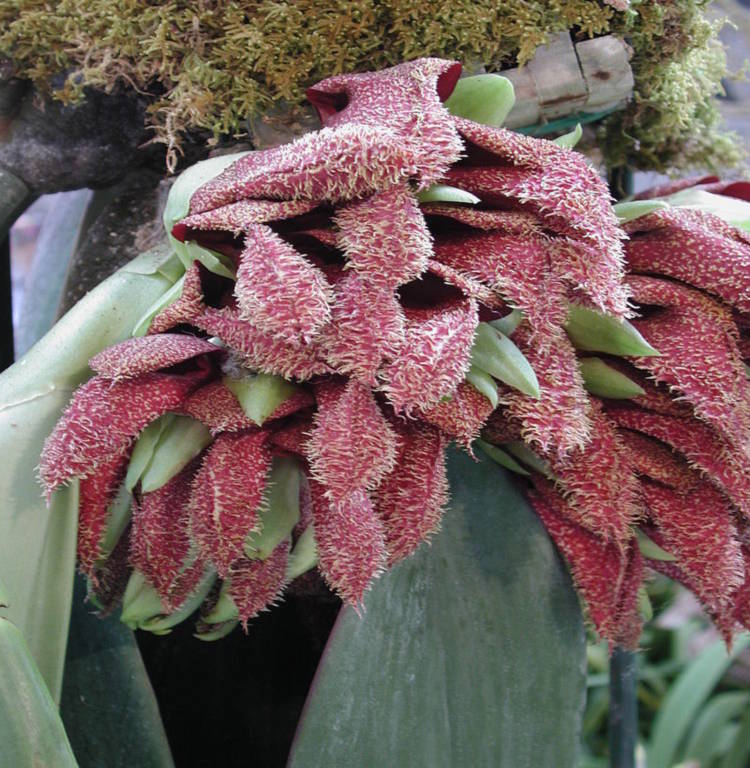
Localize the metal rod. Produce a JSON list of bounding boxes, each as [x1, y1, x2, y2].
[[0, 236, 13, 371], [609, 647, 638, 768], [606, 165, 638, 768]]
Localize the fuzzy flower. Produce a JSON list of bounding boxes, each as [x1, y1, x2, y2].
[[480, 178, 750, 647], [41, 58, 687, 642]]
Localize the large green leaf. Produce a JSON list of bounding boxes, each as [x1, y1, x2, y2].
[[0, 612, 78, 767], [61, 577, 175, 767], [288, 449, 587, 767], [0, 246, 178, 702]]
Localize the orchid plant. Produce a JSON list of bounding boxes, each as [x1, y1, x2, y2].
[[31, 58, 750, 662]]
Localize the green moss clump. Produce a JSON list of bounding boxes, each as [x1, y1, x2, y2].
[[0, 1, 741, 172], [604, 0, 744, 173]]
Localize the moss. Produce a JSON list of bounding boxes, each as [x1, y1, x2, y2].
[[603, 0, 744, 173], [0, 0, 742, 172]]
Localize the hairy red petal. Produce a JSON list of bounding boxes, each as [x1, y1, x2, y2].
[[626, 208, 750, 313], [644, 479, 744, 618], [40, 371, 204, 494], [78, 453, 129, 577], [629, 276, 750, 455], [269, 415, 313, 456], [433, 231, 567, 342], [88, 531, 132, 616], [130, 461, 205, 611], [504, 326, 591, 456], [309, 479, 386, 605], [608, 407, 750, 517], [178, 198, 316, 237], [197, 307, 330, 380], [426, 260, 506, 309], [308, 58, 463, 188], [307, 379, 398, 498], [235, 224, 332, 344], [189, 432, 270, 576], [449, 118, 627, 316], [319, 272, 405, 384], [734, 546, 750, 630], [530, 480, 631, 644], [421, 381, 495, 449], [89, 334, 218, 380], [335, 184, 432, 289], [633, 175, 719, 200], [182, 381, 254, 434], [228, 541, 289, 628], [149, 262, 205, 334], [375, 421, 449, 563], [422, 204, 544, 236], [383, 298, 478, 414], [617, 428, 698, 489], [189, 124, 424, 211], [547, 407, 641, 548]]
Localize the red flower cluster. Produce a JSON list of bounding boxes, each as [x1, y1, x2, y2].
[[39, 59, 749, 646], [508, 179, 750, 647]]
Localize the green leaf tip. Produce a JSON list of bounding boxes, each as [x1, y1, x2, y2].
[[579, 357, 646, 400], [566, 304, 660, 358], [613, 199, 670, 223], [286, 525, 318, 581], [635, 529, 676, 562], [471, 322, 540, 398], [465, 365, 499, 408], [416, 184, 480, 205], [444, 74, 515, 127], [552, 123, 582, 149], [475, 439, 530, 476], [224, 373, 299, 427]]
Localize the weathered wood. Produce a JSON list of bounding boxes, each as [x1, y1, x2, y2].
[[578, 35, 635, 113], [504, 32, 633, 129]]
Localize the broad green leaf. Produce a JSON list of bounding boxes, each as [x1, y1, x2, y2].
[[579, 357, 645, 399], [0, 615, 78, 767], [565, 304, 659, 357], [680, 691, 750, 766], [288, 449, 586, 767], [416, 184, 480, 205], [444, 74, 516, 127], [60, 577, 175, 768], [0, 246, 178, 702], [552, 123, 582, 148], [15, 189, 93, 357], [612, 200, 670, 223], [665, 188, 750, 233], [648, 634, 750, 768]]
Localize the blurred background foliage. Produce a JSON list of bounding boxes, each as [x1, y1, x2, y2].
[[580, 576, 750, 768]]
